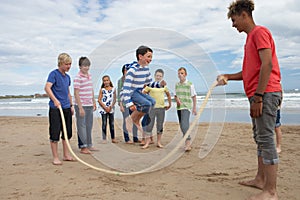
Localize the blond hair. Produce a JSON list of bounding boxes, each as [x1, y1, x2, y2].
[[57, 53, 72, 67], [227, 0, 254, 19]]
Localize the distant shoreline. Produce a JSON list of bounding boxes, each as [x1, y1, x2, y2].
[[0, 95, 35, 99], [0, 94, 48, 99]]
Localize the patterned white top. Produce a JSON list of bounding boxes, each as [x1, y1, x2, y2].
[[99, 87, 115, 114]]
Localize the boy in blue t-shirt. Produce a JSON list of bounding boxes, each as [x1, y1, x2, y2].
[[44, 53, 75, 165]]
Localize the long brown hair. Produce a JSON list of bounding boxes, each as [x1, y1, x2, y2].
[[101, 75, 113, 88]]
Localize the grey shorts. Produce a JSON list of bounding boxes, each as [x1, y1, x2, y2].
[[144, 108, 165, 135], [250, 92, 282, 165]]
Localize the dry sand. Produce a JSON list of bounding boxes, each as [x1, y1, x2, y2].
[[0, 116, 299, 200]]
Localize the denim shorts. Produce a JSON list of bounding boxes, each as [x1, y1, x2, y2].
[[131, 89, 155, 113], [249, 92, 282, 165]]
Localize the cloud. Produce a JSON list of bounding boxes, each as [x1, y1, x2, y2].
[[0, 0, 299, 95]]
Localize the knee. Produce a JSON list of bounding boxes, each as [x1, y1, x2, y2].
[[144, 100, 153, 107], [152, 99, 156, 106]]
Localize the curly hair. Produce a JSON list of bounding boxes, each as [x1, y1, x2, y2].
[[227, 0, 254, 19]]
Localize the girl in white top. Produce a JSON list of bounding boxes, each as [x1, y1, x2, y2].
[[98, 75, 117, 143]]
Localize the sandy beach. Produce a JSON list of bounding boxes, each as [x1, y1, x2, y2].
[[0, 116, 299, 200]]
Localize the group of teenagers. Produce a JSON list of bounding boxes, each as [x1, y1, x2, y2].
[[45, 0, 283, 199]]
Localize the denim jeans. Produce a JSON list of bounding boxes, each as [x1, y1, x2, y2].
[[101, 113, 115, 140], [122, 106, 138, 142], [131, 89, 156, 113], [75, 106, 94, 149], [275, 109, 281, 128], [177, 109, 191, 140]]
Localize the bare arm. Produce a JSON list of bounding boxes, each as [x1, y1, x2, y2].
[[256, 48, 273, 94], [74, 88, 84, 116], [112, 89, 117, 107], [192, 95, 197, 115], [92, 90, 96, 111], [217, 71, 243, 85], [174, 95, 181, 107], [44, 82, 60, 107], [68, 87, 74, 114], [251, 48, 273, 118], [165, 91, 172, 110], [97, 89, 106, 109]]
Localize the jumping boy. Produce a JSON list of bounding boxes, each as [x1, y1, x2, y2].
[[122, 45, 156, 134]]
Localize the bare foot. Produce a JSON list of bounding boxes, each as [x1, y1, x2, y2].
[[276, 147, 281, 154], [80, 148, 92, 154], [112, 139, 118, 143], [184, 145, 192, 152], [239, 179, 264, 190], [246, 190, 278, 200], [63, 156, 76, 162], [157, 143, 164, 148], [141, 143, 149, 149], [88, 147, 98, 151], [125, 140, 134, 144], [52, 158, 62, 165], [184, 140, 192, 152], [125, 116, 133, 134]]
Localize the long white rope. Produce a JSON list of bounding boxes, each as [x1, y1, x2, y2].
[[59, 80, 218, 176]]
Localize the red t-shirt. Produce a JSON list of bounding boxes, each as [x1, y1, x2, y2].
[[242, 26, 281, 97]]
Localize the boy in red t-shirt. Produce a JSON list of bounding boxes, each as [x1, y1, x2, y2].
[[217, 1, 282, 199]]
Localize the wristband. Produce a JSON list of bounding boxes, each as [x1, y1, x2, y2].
[[254, 93, 264, 97]]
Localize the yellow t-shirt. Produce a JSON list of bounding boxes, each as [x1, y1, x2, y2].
[[144, 86, 169, 108]]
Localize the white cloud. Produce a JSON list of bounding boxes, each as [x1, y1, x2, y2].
[[0, 0, 299, 95]]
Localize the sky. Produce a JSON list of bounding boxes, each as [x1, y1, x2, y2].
[[0, 0, 299, 96]]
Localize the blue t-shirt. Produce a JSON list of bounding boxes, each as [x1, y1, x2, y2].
[[47, 69, 71, 109]]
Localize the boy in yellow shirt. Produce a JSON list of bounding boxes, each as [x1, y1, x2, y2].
[[142, 69, 172, 149]]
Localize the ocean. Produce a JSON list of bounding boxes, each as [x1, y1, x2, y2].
[[0, 91, 299, 125]]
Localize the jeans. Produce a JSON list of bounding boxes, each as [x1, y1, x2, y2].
[[250, 92, 282, 165], [131, 89, 156, 113], [75, 106, 94, 149], [177, 109, 191, 140], [275, 109, 281, 128], [122, 106, 138, 142], [101, 113, 115, 140]]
